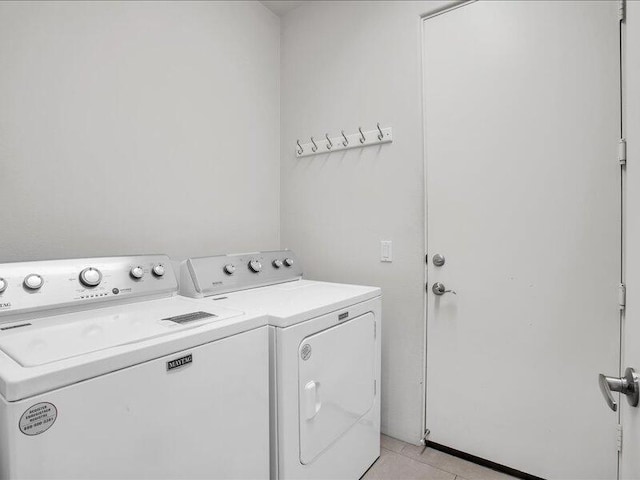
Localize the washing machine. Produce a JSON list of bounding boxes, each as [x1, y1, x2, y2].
[[0, 255, 270, 480], [179, 250, 381, 479]]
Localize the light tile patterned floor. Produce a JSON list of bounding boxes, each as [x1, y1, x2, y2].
[[362, 435, 519, 480]]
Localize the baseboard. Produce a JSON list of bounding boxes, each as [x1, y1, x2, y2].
[[426, 442, 545, 480]]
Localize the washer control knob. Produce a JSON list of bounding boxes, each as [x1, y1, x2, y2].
[[223, 264, 236, 275], [152, 264, 165, 277], [130, 266, 145, 279], [0, 278, 7, 293], [272, 259, 283, 269], [24, 274, 44, 290], [79, 267, 102, 287], [248, 260, 262, 273], [284, 258, 294, 267]]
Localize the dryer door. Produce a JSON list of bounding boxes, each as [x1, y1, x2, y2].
[[298, 312, 376, 464]]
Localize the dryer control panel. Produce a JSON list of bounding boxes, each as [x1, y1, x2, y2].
[[181, 250, 303, 297], [0, 255, 177, 321]]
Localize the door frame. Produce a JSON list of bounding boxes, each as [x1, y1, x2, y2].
[[419, 0, 477, 448], [619, 0, 627, 476]]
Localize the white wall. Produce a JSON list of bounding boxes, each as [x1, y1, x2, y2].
[[280, 0, 453, 443], [0, 1, 280, 262]]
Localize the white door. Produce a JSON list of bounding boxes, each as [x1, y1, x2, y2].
[[620, 1, 640, 479], [424, 2, 621, 478]]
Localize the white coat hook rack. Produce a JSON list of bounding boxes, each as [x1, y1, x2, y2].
[[296, 123, 393, 158]]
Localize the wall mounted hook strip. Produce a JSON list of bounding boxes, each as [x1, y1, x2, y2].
[[295, 126, 393, 158]]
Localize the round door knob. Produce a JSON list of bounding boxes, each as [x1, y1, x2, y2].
[[272, 259, 283, 269], [24, 274, 44, 290], [130, 266, 145, 279], [223, 264, 236, 275], [152, 264, 165, 277], [0, 278, 7, 293], [248, 260, 262, 273], [283, 258, 294, 267], [79, 267, 102, 287], [432, 254, 446, 267]]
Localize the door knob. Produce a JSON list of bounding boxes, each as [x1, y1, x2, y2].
[[433, 254, 446, 267], [432, 282, 456, 296], [598, 367, 639, 412]]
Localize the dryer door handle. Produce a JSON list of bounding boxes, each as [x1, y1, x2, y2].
[[304, 381, 321, 420]]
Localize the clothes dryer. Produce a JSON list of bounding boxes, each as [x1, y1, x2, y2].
[[180, 250, 381, 480]]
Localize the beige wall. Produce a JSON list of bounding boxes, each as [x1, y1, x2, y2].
[[280, 1, 454, 443], [0, 1, 280, 262]]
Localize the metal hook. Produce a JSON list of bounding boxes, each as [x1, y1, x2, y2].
[[296, 140, 304, 155], [310, 136, 318, 152], [341, 130, 349, 147], [359, 127, 366, 144], [325, 133, 333, 150], [377, 123, 384, 141]]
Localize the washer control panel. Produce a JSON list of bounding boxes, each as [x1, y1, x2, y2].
[[0, 255, 176, 320], [181, 250, 302, 297]]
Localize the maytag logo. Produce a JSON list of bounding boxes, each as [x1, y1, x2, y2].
[[0, 302, 11, 310], [167, 354, 192, 371], [338, 312, 349, 321]]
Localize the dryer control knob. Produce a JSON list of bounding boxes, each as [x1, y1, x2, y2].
[[223, 264, 236, 275], [0, 278, 7, 293], [130, 266, 145, 279], [248, 260, 262, 273], [79, 267, 102, 287], [284, 258, 294, 267], [272, 259, 283, 269], [24, 274, 44, 290], [152, 264, 165, 277]]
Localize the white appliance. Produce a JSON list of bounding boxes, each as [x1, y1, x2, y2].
[[0, 255, 270, 480], [179, 250, 381, 479]]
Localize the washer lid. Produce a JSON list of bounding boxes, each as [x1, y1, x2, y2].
[[0, 296, 240, 367]]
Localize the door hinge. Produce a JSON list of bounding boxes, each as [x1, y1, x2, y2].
[[617, 424, 623, 452], [619, 0, 626, 22], [619, 283, 626, 310], [619, 138, 627, 165]]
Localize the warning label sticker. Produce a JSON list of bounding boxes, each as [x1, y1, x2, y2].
[[19, 402, 57, 436]]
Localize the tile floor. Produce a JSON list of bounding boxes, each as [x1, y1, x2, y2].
[[362, 435, 519, 480]]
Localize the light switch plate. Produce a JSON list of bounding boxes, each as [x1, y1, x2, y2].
[[381, 241, 392, 262]]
